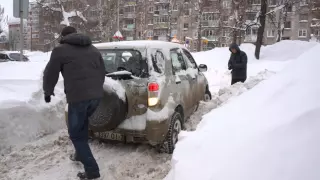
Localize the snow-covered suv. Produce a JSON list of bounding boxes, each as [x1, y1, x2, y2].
[[65, 41, 211, 153]]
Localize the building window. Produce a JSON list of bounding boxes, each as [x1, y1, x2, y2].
[[222, 30, 228, 37], [267, 29, 275, 37], [184, 23, 189, 29], [247, 13, 256, 21], [252, 0, 261, 5], [184, 9, 190, 16], [147, 30, 153, 37], [269, 0, 277, 6], [298, 29, 307, 37], [300, 0, 308, 6], [284, 21, 291, 29], [222, 1, 231, 8], [285, 5, 292, 12], [173, 4, 178, 11], [299, 14, 308, 21], [314, 29, 320, 36], [149, 6, 154, 13]]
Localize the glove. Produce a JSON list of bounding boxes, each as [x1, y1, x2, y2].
[[44, 93, 55, 103]]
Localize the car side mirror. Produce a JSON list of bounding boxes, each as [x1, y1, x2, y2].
[[198, 64, 207, 72]]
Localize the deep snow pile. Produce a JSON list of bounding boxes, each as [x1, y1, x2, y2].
[[0, 52, 66, 154], [166, 44, 320, 180], [193, 40, 318, 93]]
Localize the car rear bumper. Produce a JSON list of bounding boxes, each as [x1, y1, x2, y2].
[[65, 110, 170, 145]]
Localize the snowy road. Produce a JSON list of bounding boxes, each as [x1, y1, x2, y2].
[[0, 70, 273, 180]]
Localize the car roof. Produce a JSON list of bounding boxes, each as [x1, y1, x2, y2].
[[93, 40, 185, 50]]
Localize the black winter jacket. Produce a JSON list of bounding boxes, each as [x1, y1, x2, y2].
[[43, 33, 105, 103], [228, 43, 248, 80]]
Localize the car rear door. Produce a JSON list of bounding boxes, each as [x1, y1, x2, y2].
[[170, 48, 194, 113], [181, 48, 206, 103]]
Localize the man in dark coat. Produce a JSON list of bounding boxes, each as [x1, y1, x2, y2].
[[228, 43, 248, 85], [43, 26, 105, 180]]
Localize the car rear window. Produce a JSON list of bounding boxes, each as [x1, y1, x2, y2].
[[99, 49, 148, 78]]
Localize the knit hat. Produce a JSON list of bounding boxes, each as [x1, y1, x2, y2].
[[61, 26, 77, 37]]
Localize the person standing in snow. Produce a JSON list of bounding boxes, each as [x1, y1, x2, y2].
[[42, 26, 105, 180], [228, 43, 248, 85]]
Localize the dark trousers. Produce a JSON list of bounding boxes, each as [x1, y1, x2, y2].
[[68, 99, 101, 174], [231, 78, 246, 85]]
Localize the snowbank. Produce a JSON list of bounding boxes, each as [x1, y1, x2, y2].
[[0, 52, 66, 154], [166, 44, 320, 180], [192, 41, 316, 93]]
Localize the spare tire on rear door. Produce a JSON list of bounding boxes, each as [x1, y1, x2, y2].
[[88, 91, 127, 132]]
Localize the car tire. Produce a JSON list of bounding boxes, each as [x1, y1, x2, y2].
[[204, 89, 212, 102], [158, 111, 183, 154], [88, 91, 127, 132]]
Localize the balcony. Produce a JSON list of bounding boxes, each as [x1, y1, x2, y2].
[[123, 24, 135, 31], [155, 0, 170, 3], [123, 12, 136, 19], [202, 20, 219, 27], [124, 1, 136, 6], [206, 36, 219, 41], [153, 22, 169, 29]]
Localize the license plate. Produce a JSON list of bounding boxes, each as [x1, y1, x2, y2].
[[94, 132, 124, 141]]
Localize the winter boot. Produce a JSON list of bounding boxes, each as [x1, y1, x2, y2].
[[77, 171, 100, 180]]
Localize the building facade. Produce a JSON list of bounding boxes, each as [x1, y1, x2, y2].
[[7, 19, 28, 51], [27, 2, 41, 51]]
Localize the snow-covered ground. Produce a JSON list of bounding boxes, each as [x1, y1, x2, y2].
[[0, 40, 316, 180], [166, 42, 320, 180]]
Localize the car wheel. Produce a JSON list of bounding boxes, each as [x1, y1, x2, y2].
[[204, 90, 212, 102], [158, 111, 182, 154]]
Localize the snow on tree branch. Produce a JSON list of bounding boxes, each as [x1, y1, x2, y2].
[[37, 0, 88, 26]]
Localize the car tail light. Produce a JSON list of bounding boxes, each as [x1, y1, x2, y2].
[[148, 82, 159, 92], [148, 82, 159, 106]]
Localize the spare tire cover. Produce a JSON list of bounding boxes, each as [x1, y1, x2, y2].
[[88, 91, 127, 132]]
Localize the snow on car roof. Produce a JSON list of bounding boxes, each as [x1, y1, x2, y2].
[[93, 40, 185, 50]]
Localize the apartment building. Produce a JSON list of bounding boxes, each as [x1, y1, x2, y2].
[[27, 2, 41, 51], [33, 0, 318, 52], [7, 19, 28, 51]]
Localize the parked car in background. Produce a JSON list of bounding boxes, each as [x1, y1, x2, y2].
[[0, 52, 29, 62], [0, 53, 9, 62], [64, 41, 212, 154]]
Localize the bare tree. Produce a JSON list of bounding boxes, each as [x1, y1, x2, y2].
[[36, 0, 100, 39], [194, 0, 205, 51], [266, 0, 301, 42], [255, 0, 267, 59], [229, 0, 249, 44]]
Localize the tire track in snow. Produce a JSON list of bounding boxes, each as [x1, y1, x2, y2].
[[0, 70, 274, 180]]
